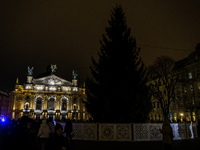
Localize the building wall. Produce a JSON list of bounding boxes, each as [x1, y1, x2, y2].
[[10, 88, 88, 121], [150, 44, 200, 122], [174, 61, 200, 122], [10, 75, 89, 121], [0, 91, 10, 119]]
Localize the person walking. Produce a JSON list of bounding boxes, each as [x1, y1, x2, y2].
[[37, 119, 50, 150], [47, 123, 69, 150], [47, 118, 55, 138], [159, 119, 173, 150], [64, 119, 73, 141]]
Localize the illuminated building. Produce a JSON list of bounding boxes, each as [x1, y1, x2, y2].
[[10, 65, 89, 121], [172, 43, 200, 122], [150, 43, 200, 122]]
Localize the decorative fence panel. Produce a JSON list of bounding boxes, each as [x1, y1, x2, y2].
[[59, 122, 97, 140], [133, 123, 162, 141], [72, 123, 97, 140], [58, 122, 198, 142], [98, 123, 132, 141]]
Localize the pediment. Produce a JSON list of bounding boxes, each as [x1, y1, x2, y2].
[[32, 74, 72, 86]]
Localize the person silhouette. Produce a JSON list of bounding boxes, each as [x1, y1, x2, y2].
[[47, 123, 69, 150], [159, 119, 173, 150], [64, 119, 73, 141]]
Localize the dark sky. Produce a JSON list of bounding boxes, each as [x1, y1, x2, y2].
[[1, 0, 200, 92]]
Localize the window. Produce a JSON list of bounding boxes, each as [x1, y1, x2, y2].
[[48, 98, 55, 110], [61, 99, 67, 111], [197, 83, 200, 90], [45, 86, 48, 91], [49, 86, 56, 91], [189, 72, 192, 79], [36, 97, 42, 110], [183, 86, 187, 93], [24, 102, 29, 109], [190, 85, 193, 91], [73, 104, 77, 110], [193, 112, 196, 121]]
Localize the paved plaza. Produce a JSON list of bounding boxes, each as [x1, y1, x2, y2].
[[0, 136, 199, 150], [71, 138, 200, 150]]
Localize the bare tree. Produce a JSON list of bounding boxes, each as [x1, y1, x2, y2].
[[148, 56, 179, 120]]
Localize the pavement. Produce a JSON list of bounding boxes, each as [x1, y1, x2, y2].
[[0, 135, 199, 150], [71, 138, 200, 150]]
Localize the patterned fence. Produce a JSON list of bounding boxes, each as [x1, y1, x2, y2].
[[133, 123, 162, 141], [72, 123, 97, 140], [59, 122, 198, 142], [98, 123, 132, 141], [60, 123, 97, 140]]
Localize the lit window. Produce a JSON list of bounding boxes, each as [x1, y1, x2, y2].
[[36, 85, 44, 91], [49, 86, 56, 91], [62, 86, 71, 92], [72, 87, 78, 92], [48, 98, 55, 110], [24, 102, 29, 109], [193, 112, 196, 121], [61, 99, 67, 111], [73, 104, 77, 110], [36, 97, 42, 110], [45, 86, 48, 91], [189, 72, 192, 79], [25, 85, 32, 90], [183, 86, 187, 93]]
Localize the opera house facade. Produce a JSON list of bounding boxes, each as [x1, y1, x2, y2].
[[9, 65, 88, 121]]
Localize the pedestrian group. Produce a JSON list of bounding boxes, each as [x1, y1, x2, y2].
[[0, 116, 73, 150]]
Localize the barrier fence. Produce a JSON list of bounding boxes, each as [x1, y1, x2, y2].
[[59, 122, 198, 142]]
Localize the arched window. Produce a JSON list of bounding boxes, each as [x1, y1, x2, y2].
[[61, 99, 67, 111], [24, 102, 29, 109], [73, 104, 77, 110], [48, 98, 55, 110], [36, 97, 42, 110]]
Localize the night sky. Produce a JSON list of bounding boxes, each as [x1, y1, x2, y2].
[[1, 0, 200, 92]]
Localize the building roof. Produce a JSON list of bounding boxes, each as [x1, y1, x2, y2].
[[175, 43, 200, 70], [32, 74, 72, 86]]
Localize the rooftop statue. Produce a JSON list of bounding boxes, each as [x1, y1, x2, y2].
[[27, 66, 34, 76], [51, 64, 57, 74], [72, 70, 78, 79]]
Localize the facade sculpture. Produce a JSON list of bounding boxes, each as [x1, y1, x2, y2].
[[27, 66, 34, 76], [9, 65, 88, 121]]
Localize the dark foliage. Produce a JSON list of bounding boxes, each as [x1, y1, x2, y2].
[[85, 5, 152, 123]]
